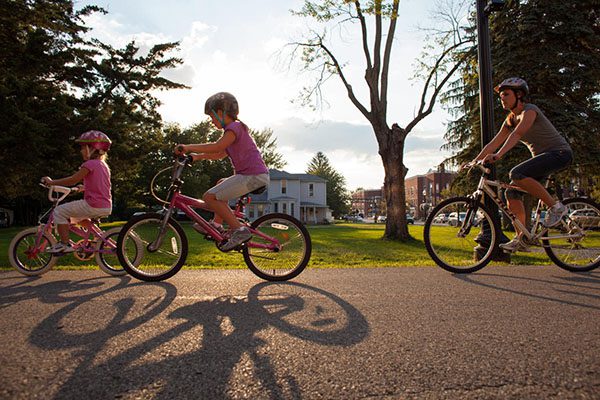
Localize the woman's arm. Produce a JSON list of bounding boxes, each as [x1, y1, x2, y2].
[[473, 121, 512, 161], [491, 109, 536, 160]]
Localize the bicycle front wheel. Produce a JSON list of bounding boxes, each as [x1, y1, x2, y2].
[[424, 197, 498, 273], [543, 197, 600, 272], [117, 213, 188, 281], [243, 213, 311, 281], [8, 227, 58, 276]]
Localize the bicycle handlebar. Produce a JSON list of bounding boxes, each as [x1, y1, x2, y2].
[[463, 161, 491, 175], [39, 183, 81, 203]]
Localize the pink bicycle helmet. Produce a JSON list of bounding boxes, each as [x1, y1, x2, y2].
[[75, 130, 112, 152]]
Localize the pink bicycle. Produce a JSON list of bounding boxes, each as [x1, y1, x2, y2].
[[116, 154, 312, 282], [8, 185, 140, 276]]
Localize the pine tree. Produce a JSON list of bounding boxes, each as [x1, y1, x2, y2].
[[306, 152, 350, 218], [442, 0, 600, 197]]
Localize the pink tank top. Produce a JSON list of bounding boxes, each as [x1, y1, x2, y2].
[[224, 121, 269, 175], [81, 159, 112, 209]]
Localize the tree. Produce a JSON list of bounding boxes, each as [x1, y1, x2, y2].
[[0, 0, 188, 223], [306, 152, 350, 218], [441, 0, 600, 199], [288, 0, 470, 240]]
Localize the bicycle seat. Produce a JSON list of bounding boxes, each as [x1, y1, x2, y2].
[[244, 186, 267, 196]]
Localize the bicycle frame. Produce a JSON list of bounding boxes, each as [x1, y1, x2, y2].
[[30, 187, 116, 258], [469, 164, 581, 244], [149, 156, 281, 253]]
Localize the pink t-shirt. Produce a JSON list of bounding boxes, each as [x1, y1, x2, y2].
[[81, 159, 112, 209]]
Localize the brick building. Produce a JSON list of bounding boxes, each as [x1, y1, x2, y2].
[[405, 165, 456, 219]]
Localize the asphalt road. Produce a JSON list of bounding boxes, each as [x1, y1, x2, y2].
[[0, 266, 599, 399]]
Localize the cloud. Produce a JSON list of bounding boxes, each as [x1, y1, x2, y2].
[[270, 117, 452, 190]]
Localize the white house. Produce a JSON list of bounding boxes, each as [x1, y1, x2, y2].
[[242, 169, 330, 224]]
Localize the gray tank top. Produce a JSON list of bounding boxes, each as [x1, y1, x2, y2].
[[507, 103, 571, 156]]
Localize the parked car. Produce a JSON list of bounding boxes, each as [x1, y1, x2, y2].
[[377, 215, 387, 223], [432, 213, 448, 224], [345, 215, 364, 223], [448, 212, 466, 227], [406, 214, 414, 224]]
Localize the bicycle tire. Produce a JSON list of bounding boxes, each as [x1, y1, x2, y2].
[[95, 227, 127, 276], [543, 197, 600, 272], [8, 227, 58, 276], [116, 213, 188, 281], [424, 197, 499, 273], [243, 213, 311, 281]]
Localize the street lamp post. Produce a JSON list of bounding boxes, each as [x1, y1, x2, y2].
[[474, 0, 510, 261]]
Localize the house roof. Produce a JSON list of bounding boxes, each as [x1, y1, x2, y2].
[[269, 169, 327, 183]]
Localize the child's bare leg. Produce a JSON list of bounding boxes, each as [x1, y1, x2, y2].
[[203, 193, 241, 230], [57, 224, 70, 244]]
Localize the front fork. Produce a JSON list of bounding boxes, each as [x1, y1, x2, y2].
[[457, 193, 484, 238], [148, 206, 175, 252]]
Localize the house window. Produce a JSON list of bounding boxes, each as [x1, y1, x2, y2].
[[291, 203, 295, 216], [274, 203, 278, 213], [283, 203, 287, 214], [281, 179, 287, 194], [248, 207, 255, 219], [257, 204, 265, 217], [309, 183, 314, 197]]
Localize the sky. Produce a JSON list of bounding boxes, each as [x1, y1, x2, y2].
[[78, 0, 461, 191]]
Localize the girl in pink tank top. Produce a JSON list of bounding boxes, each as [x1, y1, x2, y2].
[[175, 92, 269, 251]]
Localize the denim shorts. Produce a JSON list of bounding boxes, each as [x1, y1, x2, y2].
[[506, 149, 573, 200]]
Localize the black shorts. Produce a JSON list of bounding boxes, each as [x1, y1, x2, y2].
[[505, 149, 573, 200]]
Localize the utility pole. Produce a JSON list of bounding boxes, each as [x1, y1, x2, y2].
[[474, 0, 509, 260]]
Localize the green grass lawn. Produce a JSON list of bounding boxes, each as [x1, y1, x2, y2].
[[0, 222, 552, 271]]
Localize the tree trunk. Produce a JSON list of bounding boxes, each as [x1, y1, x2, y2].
[[378, 123, 410, 240]]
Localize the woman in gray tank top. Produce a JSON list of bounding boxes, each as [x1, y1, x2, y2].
[[471, 77, 573, 253]]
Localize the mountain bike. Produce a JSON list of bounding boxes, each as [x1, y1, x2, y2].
[[424, 161, 600, 273], [8, 184, 138, 276], [116, 154, 312, 282]]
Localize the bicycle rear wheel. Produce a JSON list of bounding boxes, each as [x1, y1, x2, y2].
[[95, 227, 128, 276], [424, 197, 498, 273], [117, 213, 188, 281], [8, 227, 58, 276], [243, 213, 311, 281], [543, 197, 600, 272]]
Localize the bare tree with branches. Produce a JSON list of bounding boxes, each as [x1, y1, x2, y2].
[[287, 0, 472, 240]]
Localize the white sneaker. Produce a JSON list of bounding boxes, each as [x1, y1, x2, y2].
[[544, 202, 568, 227], [499, 237, 530, 253], [47, 242, 75, 254], [221, 227, 252, 251]]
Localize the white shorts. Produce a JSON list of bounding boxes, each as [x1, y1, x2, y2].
[[53, 199, 112, 224], [206, 174, 269, 201]]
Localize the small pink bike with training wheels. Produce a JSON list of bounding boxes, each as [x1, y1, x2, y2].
[[8, 184, 141, 276], [115, 153, 312, 282]]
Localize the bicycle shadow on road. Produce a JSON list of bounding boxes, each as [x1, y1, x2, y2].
[[26, 280, 369, 399], [0, 273, 135, 310], [452, 270, 600, 310]]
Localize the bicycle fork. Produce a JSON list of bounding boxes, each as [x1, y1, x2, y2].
[[148, 207, 176, 252]]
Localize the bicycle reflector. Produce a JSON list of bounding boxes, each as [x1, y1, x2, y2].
[[271, 223, 289, 230]]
